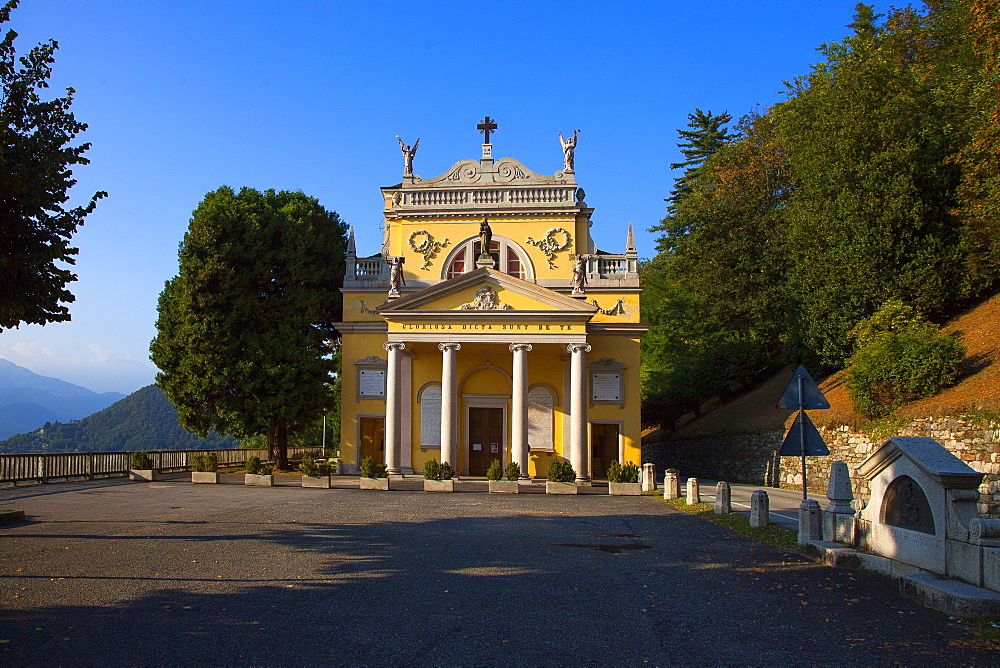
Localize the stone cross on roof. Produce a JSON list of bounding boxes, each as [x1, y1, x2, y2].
[[477, 116, 497, 144]]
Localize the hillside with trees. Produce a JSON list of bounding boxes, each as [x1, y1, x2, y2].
[[0, 385, 236, 453], [641, 1, 1000, 433]]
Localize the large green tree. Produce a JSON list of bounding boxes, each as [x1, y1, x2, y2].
[[0, 0, 105, 329], [776, 3, 967, 365], [150, 186, 348, 469]]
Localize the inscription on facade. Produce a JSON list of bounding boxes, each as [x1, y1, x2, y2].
[[359, 369, 386, 397], [399, 323, 576, 331], [592, 373, 622, 402]]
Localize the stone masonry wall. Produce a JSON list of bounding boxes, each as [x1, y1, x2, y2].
[[647, 416, 1000, 518]]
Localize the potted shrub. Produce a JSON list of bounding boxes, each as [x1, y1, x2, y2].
[[359, 456, 389, 490], [128, 451, 158, 482], [546, 460, 577, 494], [488, 460, 520, 494], [244, 456, 274, 487], [607, 461, 641, 495], [423, 458, 455, 492], [300, 455, 334, 488], [191, 452, 220, 484]]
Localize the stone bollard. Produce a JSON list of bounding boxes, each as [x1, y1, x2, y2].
[[750, 490, 770, 528], [823, 460, 856, 543], [686, 477, 700, 505], [714, 481, 731, 515], [663, 469, 680, 500], [641, 463, 657, 492], [798, 499, 822, 544]]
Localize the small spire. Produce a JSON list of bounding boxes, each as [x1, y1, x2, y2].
[[346, 226, 356, 256], [625, 221, 636, 254]]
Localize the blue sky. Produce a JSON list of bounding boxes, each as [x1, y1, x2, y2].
[[0, 0, 894, 393]]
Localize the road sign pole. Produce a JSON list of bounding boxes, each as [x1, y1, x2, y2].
[[798, 375, 807, 500]]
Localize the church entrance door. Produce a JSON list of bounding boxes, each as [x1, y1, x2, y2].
[[591, 423, 620, 480], [468, 407, 503, 476], [359, 416, 385, 466]]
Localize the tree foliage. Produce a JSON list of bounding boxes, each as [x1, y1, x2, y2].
[[0, 0, 106, 329], [642, 2, 992, 430], [150, 186, 347, 469]]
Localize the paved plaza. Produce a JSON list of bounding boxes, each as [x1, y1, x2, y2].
[[0, 474, 995, 665]]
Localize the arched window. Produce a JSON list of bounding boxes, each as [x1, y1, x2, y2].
[[418, 384, 442, 448], [443, 236, 532, 281]]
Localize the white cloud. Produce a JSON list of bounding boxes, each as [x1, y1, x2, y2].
[[88, 344, 112, 365], [8, 341, 55, 359]]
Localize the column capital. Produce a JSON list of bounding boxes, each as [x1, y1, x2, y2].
[[566, 343, 592, 354], [509, 343, 533, 353], [384, 342, 406, 353], [437, 342, 461, 352]]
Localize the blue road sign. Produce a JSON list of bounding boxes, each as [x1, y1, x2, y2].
[[779, 410, 830, 456], [777, 365, 830, 410]]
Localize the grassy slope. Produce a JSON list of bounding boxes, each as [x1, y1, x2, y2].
[[661, 291, 1000, 438]]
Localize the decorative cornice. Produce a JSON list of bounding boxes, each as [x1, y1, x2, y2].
[[354, 355, 387, 366]]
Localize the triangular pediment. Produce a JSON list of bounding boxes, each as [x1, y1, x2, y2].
[[378, 268, 597, 316]]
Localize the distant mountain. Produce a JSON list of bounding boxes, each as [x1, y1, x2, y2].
[[0, 359, 126, 439], [0, 384, 238, 454]]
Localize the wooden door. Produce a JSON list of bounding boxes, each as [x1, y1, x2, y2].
[[359, 417, 385, 465], [591, 423, 619, 480], [468, 407, 503, 476]]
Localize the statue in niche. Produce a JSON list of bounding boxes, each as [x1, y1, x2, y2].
[[387, 255, 405, 298], [571, 253, 588, 296], [478, 217, 493, 259], [559, 129, 579, 172], [396, 136, 420, 177]]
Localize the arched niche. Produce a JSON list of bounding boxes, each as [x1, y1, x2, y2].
[[881, 475, 936, 535]]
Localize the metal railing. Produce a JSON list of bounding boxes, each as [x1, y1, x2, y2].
[[0, 447, 318, 485]]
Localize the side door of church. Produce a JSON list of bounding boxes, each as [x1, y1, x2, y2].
[[359, 417, 385, 465], [468, 407, 503, 476]]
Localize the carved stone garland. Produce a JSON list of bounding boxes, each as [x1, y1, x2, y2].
[[408, 230, 450, 270], [358, 300, 385, 315], [526, 228, 572, 269], [460, 285, 513, 311], [591, 298, 628, 316]]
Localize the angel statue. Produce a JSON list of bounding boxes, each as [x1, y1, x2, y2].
[[559, 129, 579, 172], [396, 136, 420, 177]]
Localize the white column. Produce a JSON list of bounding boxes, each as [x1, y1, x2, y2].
[[567, 343, 591, 484], [438, 342, 461, 470], [400, 351, 415, 475], [509, 343, 532, 480], [383, 342, 405, 475]]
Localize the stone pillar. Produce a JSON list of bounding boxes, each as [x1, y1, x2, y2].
[[824, 460, 856, 543], [686, 478, 700, 505], [641, 463, 656, 492], [509, 343, 532, 480], [567, 343, 591, 484], [663, 469, 680, 500], [383, 342, 405, 475], [750, 490, 770, 527], [714, 481, 731, 515], [798, 499, 822, 544], [438, 343, 461, 471]]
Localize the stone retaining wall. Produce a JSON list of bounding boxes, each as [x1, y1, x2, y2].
[[646, 416, 1000, 517]]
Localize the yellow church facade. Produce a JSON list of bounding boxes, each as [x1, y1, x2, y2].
[[336, 127, 645, 482]]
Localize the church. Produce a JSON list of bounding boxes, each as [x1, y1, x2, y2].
[[335, 120, 645, 482]]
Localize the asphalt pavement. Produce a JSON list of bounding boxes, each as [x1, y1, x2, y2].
[[0, 474, 994, 666]]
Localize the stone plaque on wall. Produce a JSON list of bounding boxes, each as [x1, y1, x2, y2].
[[359, 369, 386, 398], [528, 387, 553, 449], [420, 386, 442, 447], [591, 373, 622, 403]]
